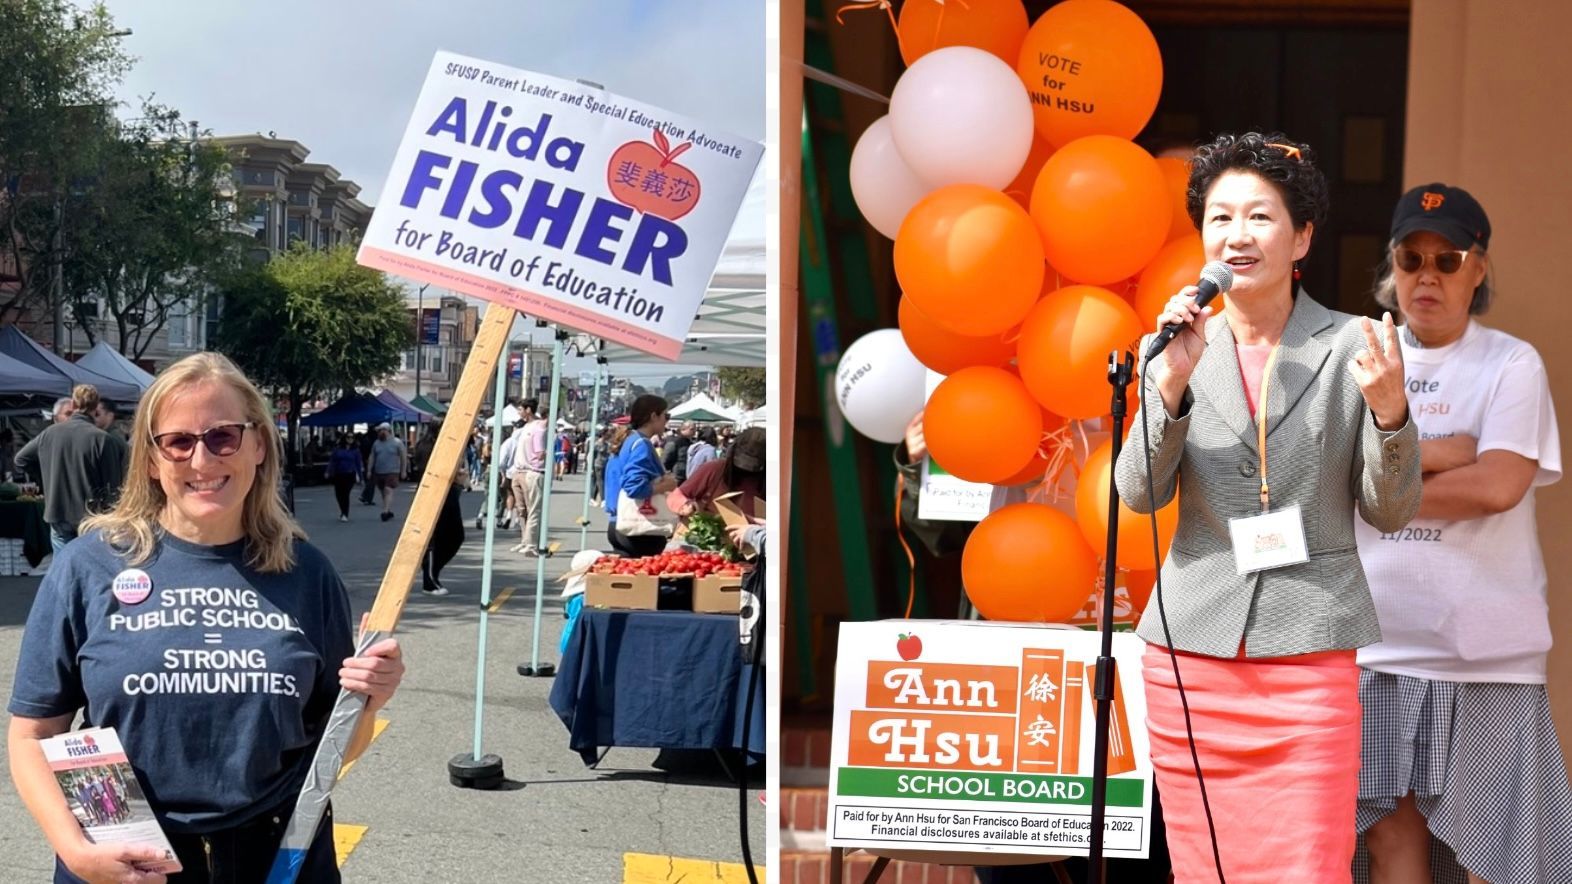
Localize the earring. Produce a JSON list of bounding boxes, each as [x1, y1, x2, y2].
[[1292, 261, 1302, 282]]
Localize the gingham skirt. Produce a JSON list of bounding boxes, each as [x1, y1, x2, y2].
[[1353, 669, 1572, 884]]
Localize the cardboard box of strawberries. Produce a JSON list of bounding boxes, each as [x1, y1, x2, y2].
[[583, 551, 752, 612], [588, 550, 746, 579]]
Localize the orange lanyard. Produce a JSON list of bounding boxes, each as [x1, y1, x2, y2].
[[1256, 345, 1282, 513]]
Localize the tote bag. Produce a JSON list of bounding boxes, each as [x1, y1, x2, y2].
[[616, 490, 674, 537]]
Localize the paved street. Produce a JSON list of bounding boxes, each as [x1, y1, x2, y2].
[[0, 471, 765, 882]]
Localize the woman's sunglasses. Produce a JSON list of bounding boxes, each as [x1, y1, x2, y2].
[[1393, 247, 1473, 275], [151, 422, 255, 462]]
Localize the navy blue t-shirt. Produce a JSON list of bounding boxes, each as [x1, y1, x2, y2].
[[8, 530, 354, 834]]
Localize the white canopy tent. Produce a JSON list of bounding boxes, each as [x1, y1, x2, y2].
[[668, 391, 744, 423], [734, 405, 768, 428], [586, 238, 764, 368], [482, 403, 522, 428]]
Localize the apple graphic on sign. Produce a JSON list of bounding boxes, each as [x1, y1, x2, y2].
[[607, 129, 702, 221], [896, 633, 922, 661]]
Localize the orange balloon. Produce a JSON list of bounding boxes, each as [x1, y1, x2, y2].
[[1003, 137, 1056, 209], [898, 296, 1015, 376], [1017, 285, 1144, 419], [895, 185, 1046, 336], [962, 503, 1097, 622], [1156, 157, 1197, 242], [925, 366, 1043, 484], [1015, 0, 1163, 147], [898, 0, 1030, 67], [1132, 234, 1224, 332], [1030, 135, 1170, 284], [1124, 569, 1157, 615], [1074, 439, 1179, 571], [991, 406, 1067, 487]]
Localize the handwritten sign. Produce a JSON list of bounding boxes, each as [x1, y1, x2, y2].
[[359, 51, 762, 360], [828, 621, 1153, 858]]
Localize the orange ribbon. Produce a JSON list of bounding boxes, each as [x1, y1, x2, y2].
[[835, 0, 898, 34], [894, 477, 917, 618], [1021, 422, 1080, 504]]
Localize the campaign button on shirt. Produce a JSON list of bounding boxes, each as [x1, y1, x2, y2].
[[111, 569, 152, 605]]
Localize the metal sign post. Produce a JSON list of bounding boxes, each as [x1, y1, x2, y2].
[[577, 362, 606, 550], [518, 327, 566, 678]]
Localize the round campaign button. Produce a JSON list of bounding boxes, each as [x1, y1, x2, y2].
[[112, 569, 153, 605]]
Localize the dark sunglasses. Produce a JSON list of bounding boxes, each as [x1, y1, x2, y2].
[[1393, 247, 1472, 275], [151, 422, 255, 462]]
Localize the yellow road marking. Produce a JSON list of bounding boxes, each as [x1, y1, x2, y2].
[[623, 852, 765, 883], [331, 717, 385, 868], [337, 717, 389, 780], [487, 586, 516, 613], [333, 823, 368, 868]]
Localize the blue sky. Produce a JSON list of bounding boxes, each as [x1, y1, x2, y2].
[[103, 0, 764, 375]]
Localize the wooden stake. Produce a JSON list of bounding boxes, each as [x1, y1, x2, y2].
[[366, 303, 516, 632], [267, 302, 516, 883]]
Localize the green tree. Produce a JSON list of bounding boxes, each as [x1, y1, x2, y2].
[[0, 0, 131, 322], [717, 366, 765, 408], [62, 103, 244, 359], [214, 244, 412, 447]]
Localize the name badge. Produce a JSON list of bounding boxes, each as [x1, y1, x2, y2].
[[1228, 504, 1310, 575]]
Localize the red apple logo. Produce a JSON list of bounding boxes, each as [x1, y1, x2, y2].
[[896, 633, 922, 661], [607, 129, 702, 221]]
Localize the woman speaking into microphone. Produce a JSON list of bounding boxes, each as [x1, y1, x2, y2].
[[1113, 133, 1421, 882]]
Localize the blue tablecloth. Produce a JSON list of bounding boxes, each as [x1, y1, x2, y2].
[[549, 608, 766, 765]]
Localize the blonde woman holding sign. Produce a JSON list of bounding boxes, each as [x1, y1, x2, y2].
[[8, 353, 404, 883]]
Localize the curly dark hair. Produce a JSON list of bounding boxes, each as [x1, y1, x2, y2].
[[1186, 132, 1329, 237]]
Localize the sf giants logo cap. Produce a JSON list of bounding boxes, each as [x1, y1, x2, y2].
[[1392, 183, 1490, 250]]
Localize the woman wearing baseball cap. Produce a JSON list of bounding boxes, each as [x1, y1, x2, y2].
[[1354, 184, 1570, 883]]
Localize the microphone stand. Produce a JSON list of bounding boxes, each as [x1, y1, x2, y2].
[[1087, 349, 1134, 884]]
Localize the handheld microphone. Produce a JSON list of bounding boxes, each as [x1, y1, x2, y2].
[[1143, 261, 1234, 363]]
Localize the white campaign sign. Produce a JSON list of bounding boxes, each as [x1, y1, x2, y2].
[[359, 52, 762, 361], [828, 620, 1154, 859]]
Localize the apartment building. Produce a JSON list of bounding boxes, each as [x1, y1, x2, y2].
[[4, 133, 372, 372], [384, 293, 480, 406]]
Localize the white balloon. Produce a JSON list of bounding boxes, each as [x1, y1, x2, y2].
[[889, 46, 1034, 190], [835, 329, 928, 444], [850, 116, 932, 240]]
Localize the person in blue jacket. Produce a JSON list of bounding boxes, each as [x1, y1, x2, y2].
[[604, 394, 677, 557]]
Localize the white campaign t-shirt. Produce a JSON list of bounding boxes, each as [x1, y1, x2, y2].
[[1355, 320, 1561, 683]]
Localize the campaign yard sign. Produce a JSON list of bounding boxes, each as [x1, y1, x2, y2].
[[828, 621, 1153, 859], [360, 52, 762, 361]]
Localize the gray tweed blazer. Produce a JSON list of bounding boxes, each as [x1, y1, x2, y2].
[[1114, 293, 1421, 658]]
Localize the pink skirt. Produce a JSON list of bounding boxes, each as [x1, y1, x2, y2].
[[1142, 644, 1361, 884]]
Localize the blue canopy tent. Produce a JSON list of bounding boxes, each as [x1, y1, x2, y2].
[[0, 350, 72, 398], [77, 342, 155, 394], [372, 389, 430, 423], [300, 391, 429, 428], [0, 326, 141, 402], [300, 393, 392, 428]]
